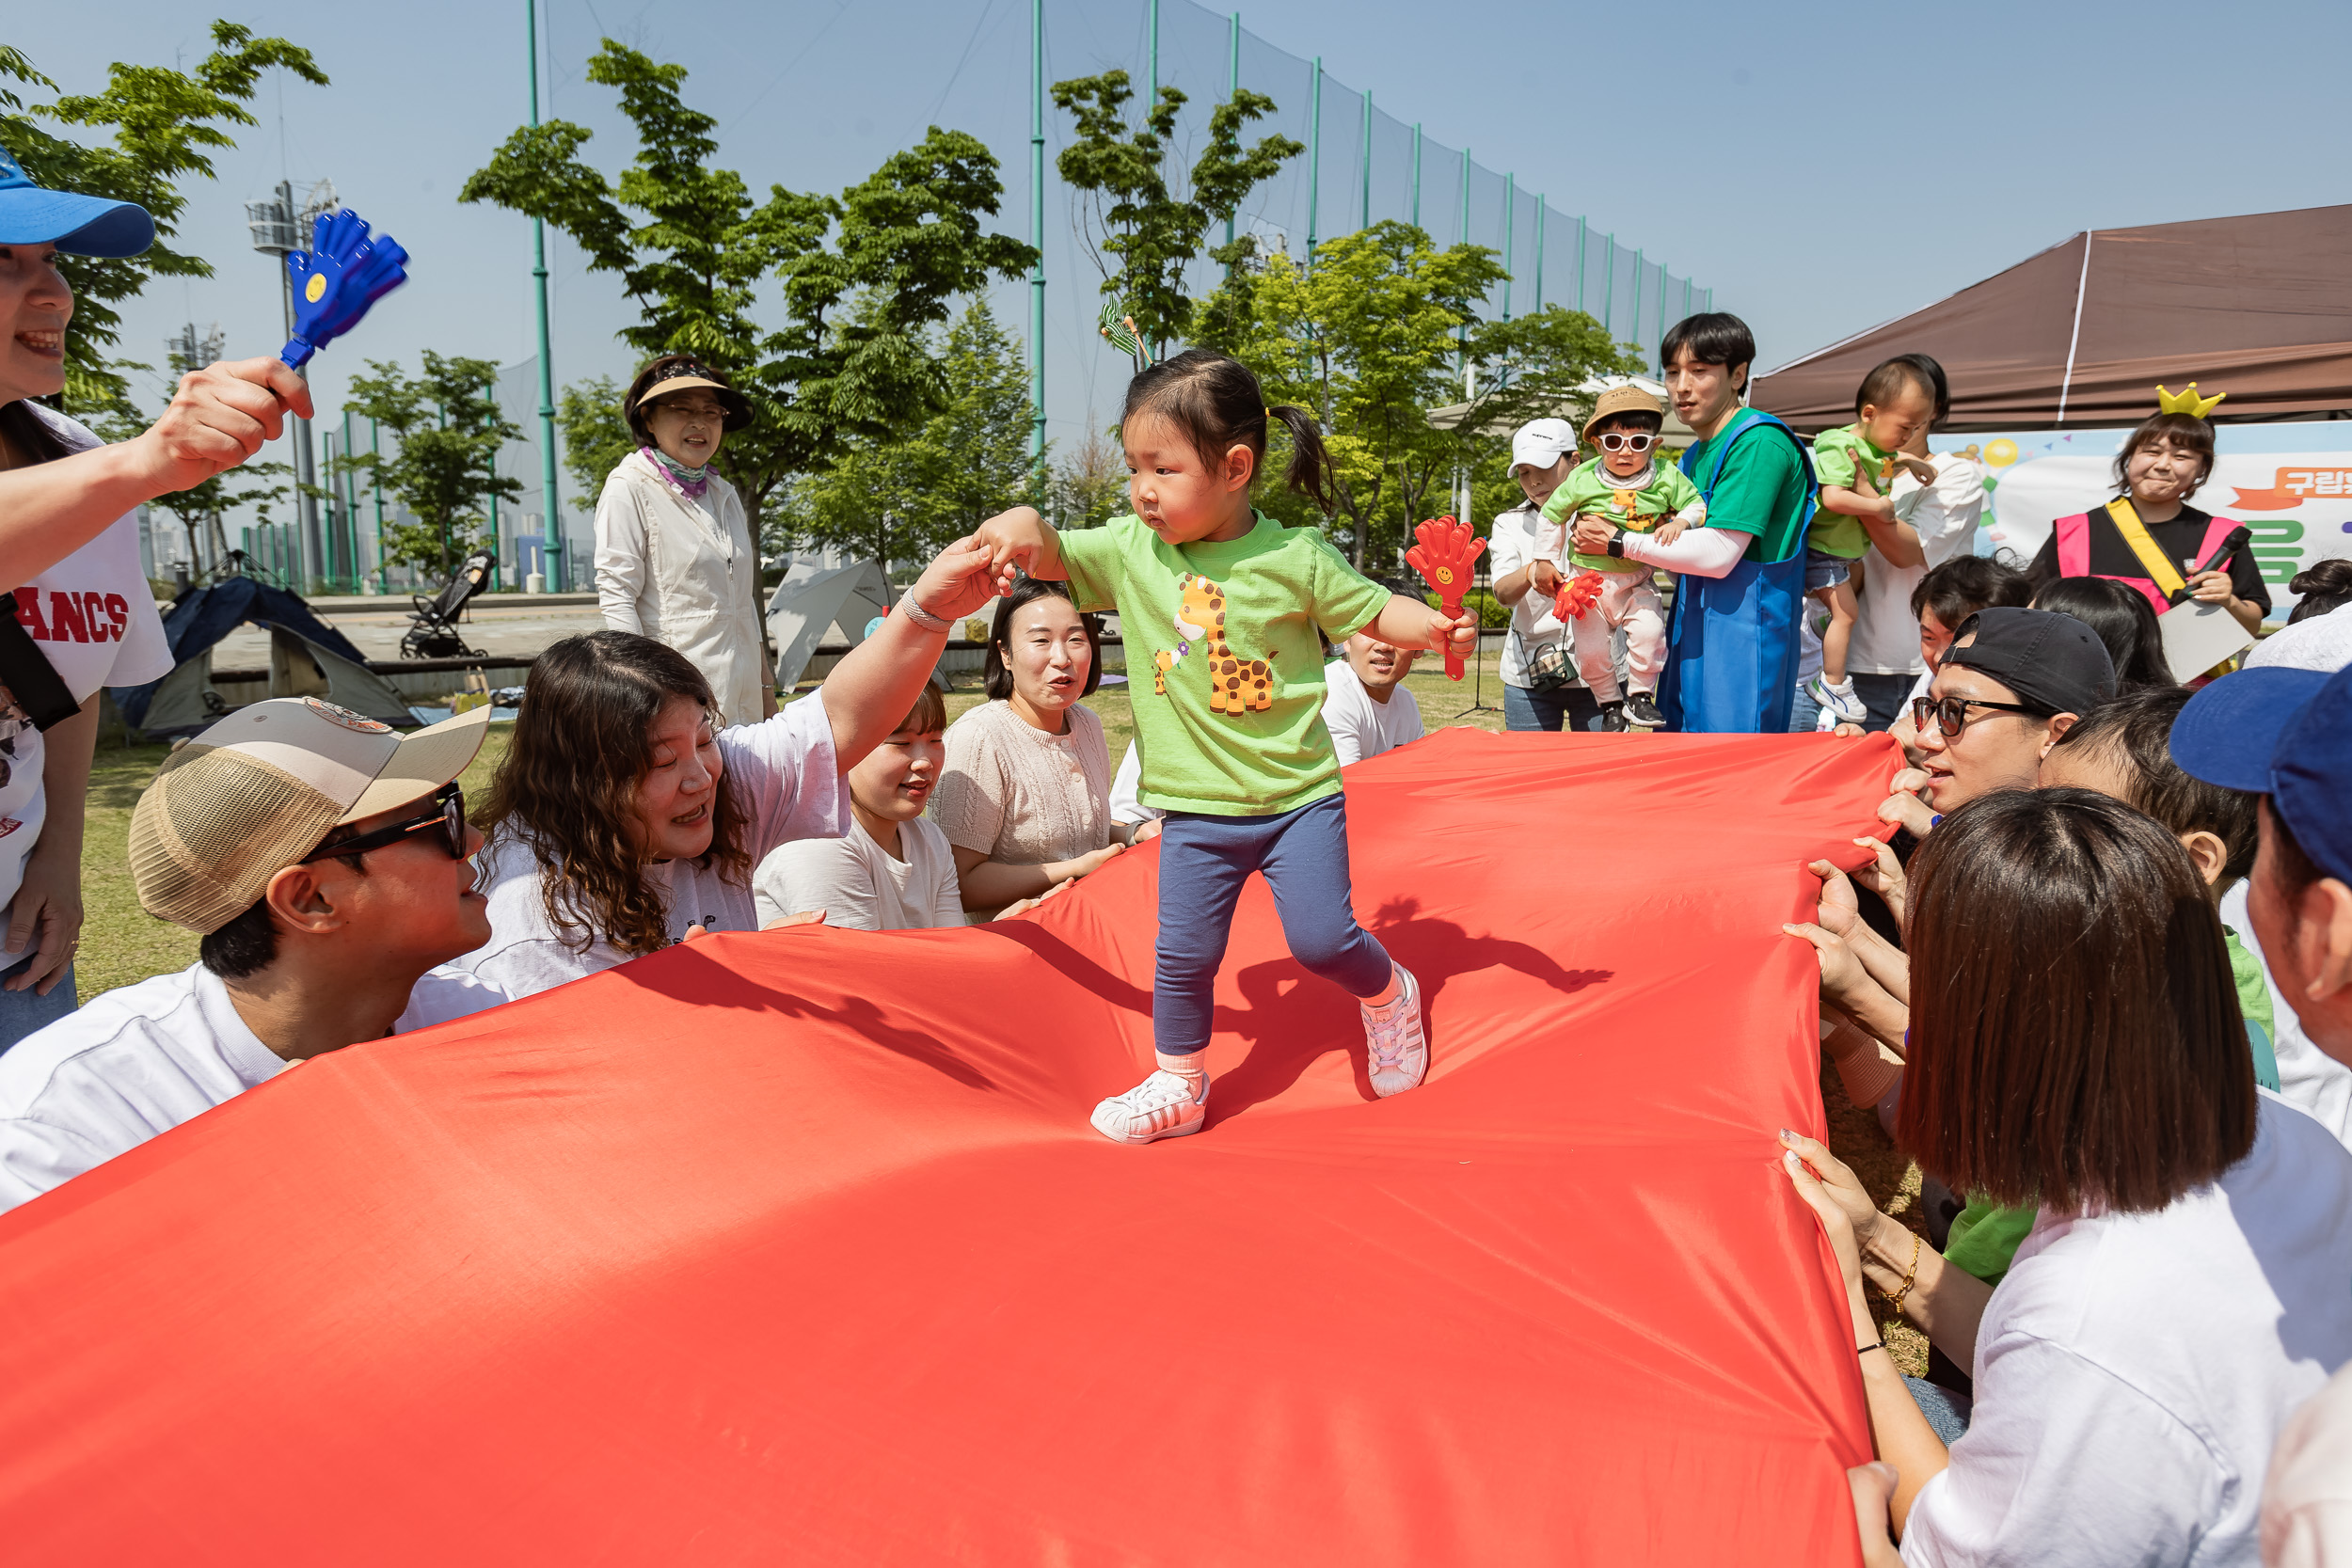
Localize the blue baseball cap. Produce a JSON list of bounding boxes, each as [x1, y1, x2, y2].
[[2171, 662, 2352, 885], [0, 143, 154, 258]]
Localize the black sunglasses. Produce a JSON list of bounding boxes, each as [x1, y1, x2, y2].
[[301, 782, 468, 864], [1912, 694, 2050, 738]]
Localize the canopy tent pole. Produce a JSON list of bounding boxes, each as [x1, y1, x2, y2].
[[2057, 230, 2093, 426]]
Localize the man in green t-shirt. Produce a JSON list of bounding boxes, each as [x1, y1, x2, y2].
[[1567, 313, 1812, 732], [1533, 385, 1704, 729]]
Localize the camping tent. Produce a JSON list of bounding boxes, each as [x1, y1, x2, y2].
[[1752, 203, 2352, 433], [763, 556, 894, 690], [111, 576, 413, 736]]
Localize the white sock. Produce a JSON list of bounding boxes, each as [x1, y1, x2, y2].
[[1154, 1050, 1206, 1085], [1363, 965, 1404, 1009]]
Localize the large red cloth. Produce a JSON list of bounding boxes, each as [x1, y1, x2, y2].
[[0, 729, 1894, 1563]]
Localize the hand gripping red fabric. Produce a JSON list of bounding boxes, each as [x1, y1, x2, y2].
[[1405, 515, 1486, 680]]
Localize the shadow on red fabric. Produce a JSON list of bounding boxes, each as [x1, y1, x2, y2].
[[0, 727, 1896, 1564]]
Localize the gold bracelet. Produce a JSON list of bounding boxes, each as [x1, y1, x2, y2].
[[1888, 1231, 1923, 1320]]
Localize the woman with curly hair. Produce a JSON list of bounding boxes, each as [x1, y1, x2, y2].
[[457, 538, 1008, 997]]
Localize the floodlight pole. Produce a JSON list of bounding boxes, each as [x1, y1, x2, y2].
[[1501, 174, 1515, 321], [1358, 89, 1371, 232], [1028, 0, 1046, 473], [1148, 0, 1158, 100], [1224, 13, 1240, 261], [526, 0, 565, 589], [1532, 198, 1545, 311], [1409, 123, 1422, 229], [1305, 58, 1320, 261]]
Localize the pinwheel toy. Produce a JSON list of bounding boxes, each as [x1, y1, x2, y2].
[[1552, 569, 1605, 624], [1405, 515, 1486, 680], [279, 208, 411, 370]]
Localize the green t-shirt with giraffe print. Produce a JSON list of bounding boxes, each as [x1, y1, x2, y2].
[[1058, 510, 1396, 816]]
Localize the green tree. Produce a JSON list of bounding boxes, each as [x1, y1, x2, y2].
[[555, 373, 632, 516], [780, 299, 1040, 575], [339, 354, 521, 582], [1051, 426, 1128, 531], [1211, 222, 1505, 569], [462, 40, 1033, 536], [0, 26, 326, 412], [1053, 71, 1301, 360]]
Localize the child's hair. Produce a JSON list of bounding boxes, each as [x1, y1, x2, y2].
[[2110, 411, 2216, 497], [1891, 353, 1950, 426], [1121, 348, 1336, 511], [2288, 558, 2352, 624], [2030, 575, 2176, 690], [1853, 356, 1939, 420], [2049, 685, 2259, 883], [897, 682, 949, 736], [1591, 408, 1664, 437], [983, 578, 1104, 702], [1910, 555, 2033, 626]]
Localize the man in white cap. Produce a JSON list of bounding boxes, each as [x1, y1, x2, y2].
[[0, 699, 507, 1212], [1489, 417, 1608, 732]]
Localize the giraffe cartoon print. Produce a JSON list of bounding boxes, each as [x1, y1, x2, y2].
[[1158, 572, 1275, 714]]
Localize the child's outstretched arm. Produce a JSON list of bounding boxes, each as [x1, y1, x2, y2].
[[972, 504, 1068, 580], [1360, 593, 1478, 662], [821, 536, 1012, 766]]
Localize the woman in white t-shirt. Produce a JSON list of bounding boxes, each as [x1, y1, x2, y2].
[[459, 537, 1007, 998], [0, 183, 182, 1040], [751, 682, 966, 934], [1779, 788, 2352, 1564]]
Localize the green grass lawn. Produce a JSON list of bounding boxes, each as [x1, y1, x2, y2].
[[73, 651, 1927, 1371]]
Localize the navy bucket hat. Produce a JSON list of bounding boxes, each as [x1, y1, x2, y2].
[[0, 143, 154, 258]]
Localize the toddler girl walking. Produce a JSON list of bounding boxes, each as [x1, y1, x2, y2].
[[976, 350, 1475, 1143]]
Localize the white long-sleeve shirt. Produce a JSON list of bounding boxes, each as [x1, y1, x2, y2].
[[594, 451, 769, 726]]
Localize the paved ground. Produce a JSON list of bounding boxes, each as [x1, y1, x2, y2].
[[212, 597, 610, 667]]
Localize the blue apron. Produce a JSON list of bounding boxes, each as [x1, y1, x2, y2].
[[1657, 409, 1814, 734]]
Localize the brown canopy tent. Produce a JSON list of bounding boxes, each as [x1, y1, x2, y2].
[[1752, 204, 2352, 434]]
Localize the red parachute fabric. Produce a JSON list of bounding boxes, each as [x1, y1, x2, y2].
[[0, 728, 1895, 1564]]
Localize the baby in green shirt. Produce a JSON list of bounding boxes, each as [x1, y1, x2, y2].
[[1532, 385, 1705, 730], [1804, 359, 1940, 725]]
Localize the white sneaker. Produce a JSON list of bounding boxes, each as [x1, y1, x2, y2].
[[1362, 964, 1428, 1098], [1090, 1069, 1209, 1145], [1804, 673, 1867, 725]]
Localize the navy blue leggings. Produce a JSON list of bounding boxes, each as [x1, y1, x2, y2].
[[1153, 792, 1393, 1057]]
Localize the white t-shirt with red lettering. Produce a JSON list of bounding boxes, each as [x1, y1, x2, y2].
[[1, 404, 173, 958]]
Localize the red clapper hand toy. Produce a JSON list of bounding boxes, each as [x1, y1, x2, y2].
[[1405, 515, 1486, 680], [1552, 570, 1605, 624], [280, 207, 411, 370]]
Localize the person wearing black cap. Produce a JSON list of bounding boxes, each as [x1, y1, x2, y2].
[[596, 354, 771, 724], [2172, 662, 2352, 1566], [1879, 607, 2116, 838]]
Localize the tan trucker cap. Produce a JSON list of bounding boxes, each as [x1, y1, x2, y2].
[[129, 698, 492, 934]]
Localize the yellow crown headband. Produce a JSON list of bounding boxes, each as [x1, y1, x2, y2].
[[2155, 383, 2226, 419]]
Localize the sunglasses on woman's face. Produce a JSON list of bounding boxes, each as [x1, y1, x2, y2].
[[300, 782, 469, 864], [1596, 432, 1658, 453], [1911, 694, 2048, 739]]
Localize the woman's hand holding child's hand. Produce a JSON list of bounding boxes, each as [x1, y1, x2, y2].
[[913, 535, 1020, 622], [972, 506, 1063, 581]]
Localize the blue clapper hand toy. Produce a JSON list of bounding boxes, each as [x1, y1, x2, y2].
[[279, 208, 410, 369]]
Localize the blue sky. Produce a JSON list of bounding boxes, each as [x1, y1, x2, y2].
[[20, 0, 2351, 524]]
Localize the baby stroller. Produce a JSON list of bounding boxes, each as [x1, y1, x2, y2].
[[399, 549, 498, 659]]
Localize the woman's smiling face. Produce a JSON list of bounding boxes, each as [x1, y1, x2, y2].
[[0, 243, 71, 404], [630, 694, 724, 862]]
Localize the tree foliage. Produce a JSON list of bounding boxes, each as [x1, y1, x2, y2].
[[0, 26, 326, 411], [338, 354, 521, 582], [1204, 222, 1645, 569], [1050, 427, 1129, 531], [462, 40, 1034, 534], [1052, 71, 1300, 359], [778, 299, 1038, 576]]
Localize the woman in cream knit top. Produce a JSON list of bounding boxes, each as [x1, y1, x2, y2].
[[932, 580, 1157, 915]]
